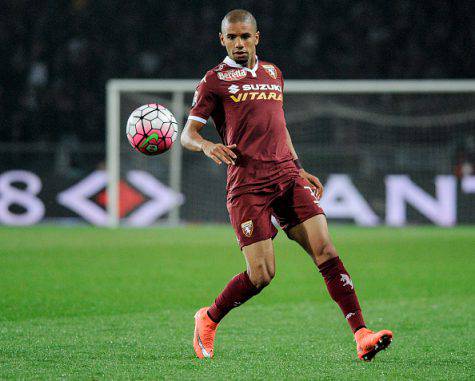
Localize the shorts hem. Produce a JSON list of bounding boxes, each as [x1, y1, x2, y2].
[[239, 230, 278, 250], [283, 210, 326, 237]]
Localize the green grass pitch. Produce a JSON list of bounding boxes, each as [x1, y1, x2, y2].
[[0, 225, 474, 379]]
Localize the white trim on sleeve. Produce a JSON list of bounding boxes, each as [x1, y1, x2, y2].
[[188, 115, 207, 124]]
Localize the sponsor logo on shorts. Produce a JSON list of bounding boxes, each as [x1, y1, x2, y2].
[[263, 64, 277, 79], [217, 69, 247, 81], [241, 220, 254, 237]]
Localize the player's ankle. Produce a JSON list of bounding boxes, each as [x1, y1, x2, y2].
[[207, 309, 220, 324], [353, 325, 366, 334]]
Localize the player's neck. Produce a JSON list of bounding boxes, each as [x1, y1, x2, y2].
[[246, 55, 257, 69], [227, 54, 257, 69]]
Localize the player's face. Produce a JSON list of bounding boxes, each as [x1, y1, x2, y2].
[[220, 22, 259, 66]]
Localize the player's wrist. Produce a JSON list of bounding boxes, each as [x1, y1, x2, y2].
[[200, 140, 211, 152]]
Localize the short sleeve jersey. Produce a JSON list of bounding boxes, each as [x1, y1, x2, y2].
[[189, 56, 299, 199]]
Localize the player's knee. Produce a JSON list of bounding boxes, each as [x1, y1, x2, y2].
[[313, 240, 337, 262], [254, 273, 273, 288], [267, 265, 275, 280], [249, 264, 274, 289], [261, 267, 275, 287]]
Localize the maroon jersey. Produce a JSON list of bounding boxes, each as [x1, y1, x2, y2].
[[189, 56, 299, 199]]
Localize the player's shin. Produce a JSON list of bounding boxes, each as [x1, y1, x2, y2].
[[207, 271, 262, 323], [318, 256, 366, 332]]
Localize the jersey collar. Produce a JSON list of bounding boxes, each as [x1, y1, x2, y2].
[[223, 55, 259, 77]]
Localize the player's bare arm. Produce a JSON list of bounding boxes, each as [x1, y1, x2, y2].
[[285, 127, 323, 199], [181, 118, 237, 165]]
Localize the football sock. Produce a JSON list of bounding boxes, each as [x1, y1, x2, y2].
[[318, 256, 366, 332], [207, 271, 262, 323]]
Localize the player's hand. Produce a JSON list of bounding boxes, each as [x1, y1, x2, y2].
[[299, 169, 324, 200], [201, 141, 237, 166]]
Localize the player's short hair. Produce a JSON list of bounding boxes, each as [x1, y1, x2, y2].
[[221, 9, 257, 33]]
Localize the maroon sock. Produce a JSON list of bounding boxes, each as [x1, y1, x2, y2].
[[207, 271, 262, 323], [318, 256, 366, 332]]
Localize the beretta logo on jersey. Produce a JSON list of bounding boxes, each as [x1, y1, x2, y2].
[[217, 69, 247, 81], [262, 64, 277, 79]]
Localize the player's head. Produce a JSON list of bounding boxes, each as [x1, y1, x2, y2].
[[220, 9, 259, 66]]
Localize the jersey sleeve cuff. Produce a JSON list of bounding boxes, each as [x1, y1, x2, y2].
[[188, 115, 207, 124]]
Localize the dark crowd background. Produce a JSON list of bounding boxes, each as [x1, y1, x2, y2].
[[1, 0, 474, 143]]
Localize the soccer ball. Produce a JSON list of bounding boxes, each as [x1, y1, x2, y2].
[[126, 104, 178, 155]]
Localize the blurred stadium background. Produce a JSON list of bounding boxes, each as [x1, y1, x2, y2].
[[1, 0, 474, 226], [1, 1, 474, 379]]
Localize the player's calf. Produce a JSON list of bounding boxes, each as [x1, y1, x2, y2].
[[207, 271, 262, 323], [318, 256, 366, 332]]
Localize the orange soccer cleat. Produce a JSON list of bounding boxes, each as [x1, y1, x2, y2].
[[193, 307, 219, 359], [355, 328, 393, 361]]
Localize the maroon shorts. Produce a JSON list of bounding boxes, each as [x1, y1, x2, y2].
[[227, 176, 325, 249]]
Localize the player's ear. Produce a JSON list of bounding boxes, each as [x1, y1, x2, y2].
[[255, 31, 260, 46], [219, 33, 226, 47]]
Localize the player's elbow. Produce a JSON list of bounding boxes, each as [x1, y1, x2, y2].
[[180, 128, 194, 150], [180, 123, 200, 151], [180, 129, 188, 148]]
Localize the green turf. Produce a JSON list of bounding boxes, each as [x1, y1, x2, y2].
[[0, 225, 474, 380]]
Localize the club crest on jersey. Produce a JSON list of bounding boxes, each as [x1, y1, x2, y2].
[[241, 220, 254, 237], [263, 64, 277, 79], [217, 69, 247, 81]]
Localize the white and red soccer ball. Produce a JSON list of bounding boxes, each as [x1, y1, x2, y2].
[[126, 104, 178, 155]]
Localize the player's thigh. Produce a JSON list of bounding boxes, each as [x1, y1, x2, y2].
[[242, 238, 275, 287], [227, 192, 278, 250], [272, 176, 324, 239], [288, 214, 338, 266]]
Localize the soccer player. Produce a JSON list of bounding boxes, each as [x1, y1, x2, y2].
[[181, 9, 393, 361]]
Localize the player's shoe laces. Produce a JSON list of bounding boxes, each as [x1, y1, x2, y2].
[[193, 307, 219, 359], [355, 327, 393, 361]]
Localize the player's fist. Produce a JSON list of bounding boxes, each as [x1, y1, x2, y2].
[[299, 169, 324, 200], [201, 141, 237, 166]]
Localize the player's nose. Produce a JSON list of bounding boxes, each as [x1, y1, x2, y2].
[[234, 37, 244, 48]]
